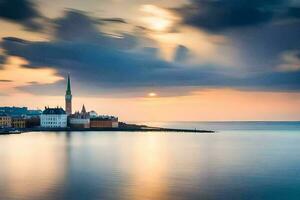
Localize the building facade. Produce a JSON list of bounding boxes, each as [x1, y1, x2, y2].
[[90, 116, 118, 128], [0, 107, 41, 117], [26, 116, 40, 128], [0, 114, 12, 128], [69, 105, 90, 128], [40, 107, 67, 128], [65, 74, 72, 115], [12, 117, 26, 128]]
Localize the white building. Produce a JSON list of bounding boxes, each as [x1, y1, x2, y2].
[[40, 107, 67, 128]]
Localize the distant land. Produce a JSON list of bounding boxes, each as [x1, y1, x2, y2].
[[0, 75, 214, 134]]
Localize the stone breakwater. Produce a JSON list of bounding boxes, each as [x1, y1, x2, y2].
[[0, 123, 215, 135]]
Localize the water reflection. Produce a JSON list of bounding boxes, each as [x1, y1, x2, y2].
[[1, 130, 300, 200], [119, 134, 170, 200], [0, 133, 69, 200]]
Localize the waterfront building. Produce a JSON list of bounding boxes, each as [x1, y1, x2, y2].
[[12, 117, 26, 128], [26, 116, 40, 128], [26, 109, 42, 117], [0, 106, 42, 117], [69, 105, 90, 128], [0, 106, 27, 116], [40, 107, 67, 128], [0, 114, 12, 128], [89, 110, 98, 118], [65, 74, 72, 115], [90, 116, 118, 128]]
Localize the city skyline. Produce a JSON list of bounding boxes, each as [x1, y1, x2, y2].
[[0, 0, 300, 121]]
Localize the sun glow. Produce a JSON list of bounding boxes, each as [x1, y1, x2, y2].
[[148, 92, 157, 97], [140, 4, 179, 32], [0, 56, 63, 94]]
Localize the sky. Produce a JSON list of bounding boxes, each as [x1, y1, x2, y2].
[[0, 0, 300, 121]]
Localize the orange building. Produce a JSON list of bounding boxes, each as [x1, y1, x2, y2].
[[90, 116, 118, 128]]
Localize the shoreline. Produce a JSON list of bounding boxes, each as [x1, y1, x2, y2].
[[0, 126, 214, 135]]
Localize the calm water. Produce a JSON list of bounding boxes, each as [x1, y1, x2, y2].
[[0, 122, 300, 200]]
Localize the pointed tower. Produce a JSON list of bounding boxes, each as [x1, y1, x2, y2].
[[65, 74, 72, 115], [81, 104, 86, 114]]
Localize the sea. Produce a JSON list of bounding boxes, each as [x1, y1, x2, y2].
[[0, 121, 300, 200]]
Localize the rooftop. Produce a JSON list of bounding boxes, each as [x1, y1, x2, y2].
[[90, 116, 118, 121], [42, 107, 66, 115]]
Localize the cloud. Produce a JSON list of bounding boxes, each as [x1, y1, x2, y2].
[[0, 79, 13, 82], [286, 6, 300, 19], [174, 0, 300, 32], [278, 51, 300, 71], [0, 54, 6, 63], [1, 8, 300, 97], [53, 10, 137, 49], [225, 21, 300, 71], [2, 36, 300, 97], [0, 0, 43, 31], [98, 18, 127, 24], [53, 10, 99, 42], [0, 54, 6, 69], [174, 45, 189, 63]]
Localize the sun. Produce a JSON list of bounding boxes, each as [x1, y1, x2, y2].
[[148, 92, 157, 97], [149, 18, 170, 32], [140, 4, 179, 32]]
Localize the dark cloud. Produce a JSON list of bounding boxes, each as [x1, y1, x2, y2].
[[286, 6, 300, 18], [0, 54, 6, 69], [98, 18, 127, 24], [2, 38, 184, 87], [140, 47, 159, 58], [174, 45, 189, 63], [27, 81, 38, 84], [175, 0, 300, 32], [235, 70, 300, 91], [0, 54, 6, 63], [2, 37, 28, 43], [0, 0, 39, 21], [17, 82, 198, 98], [1, 8, 300, 97], [2, 36, 300, 97], [0, 79, 12, 82], [225, 21, 300, 71], [53, 10, 99, 41], [53, 10, 137, 49], [0, 0, 43, 31]]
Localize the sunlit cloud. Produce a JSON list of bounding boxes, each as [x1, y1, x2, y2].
[[140, 4, 180, 32], [278, 51, 300, 72], [0, 56, 63, 94], [137, 4, 236, 65], [0, 20, 48, 41], [149, 26, 236, 66]]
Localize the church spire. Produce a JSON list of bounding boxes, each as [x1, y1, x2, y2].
[[81, 104, 86, 114], [66, 74, 71, 95], [65, 74, 72, 115]]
